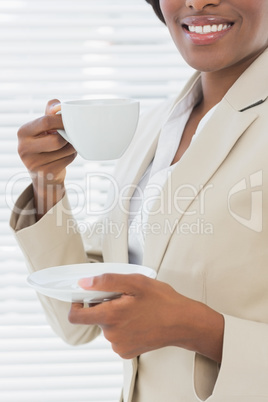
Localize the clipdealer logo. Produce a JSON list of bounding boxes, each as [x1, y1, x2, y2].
[[227, 170, 263, 232]]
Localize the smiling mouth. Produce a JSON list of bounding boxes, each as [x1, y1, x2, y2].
[[183, 23, 233, 35]]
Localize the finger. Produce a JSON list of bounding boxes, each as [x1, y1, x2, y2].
[[19, 138, 76, 171], [78, 273, 149, 295], [68, 300, 109, 325], [20, 132, 68, 155], [71, 302, 84, 309], [38, 132, 68, 153], [68, 303, 84, 323], [40, 142, 76, 161], [33, 144, 77, 171], [18, 115, 64, 139], [45, 99, 61, 115]]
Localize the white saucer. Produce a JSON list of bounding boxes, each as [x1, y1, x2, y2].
[[27, 263, 156, 303]]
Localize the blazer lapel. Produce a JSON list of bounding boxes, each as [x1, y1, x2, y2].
[[103, 74, 205, 263], [103, 49, 268, 266], [102, 106, 176, 263], [143, 99, 258, 270], [143, 48, 268, 270]]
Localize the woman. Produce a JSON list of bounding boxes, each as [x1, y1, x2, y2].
[[11, 0, 268, 401]]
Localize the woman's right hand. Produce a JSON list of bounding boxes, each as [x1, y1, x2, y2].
[[17, 99, 77, 219]]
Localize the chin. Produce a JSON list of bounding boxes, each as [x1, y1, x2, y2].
[[181, 51, 228, 73], [184, 60, 221, 73]]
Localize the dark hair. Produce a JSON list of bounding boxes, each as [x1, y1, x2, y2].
[[145, 0, 165, 24]]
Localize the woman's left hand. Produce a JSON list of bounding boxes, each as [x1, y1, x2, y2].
[[68, 273, 224, 362]]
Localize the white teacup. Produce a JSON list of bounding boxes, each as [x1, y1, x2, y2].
[[57, 98, 140, 160]]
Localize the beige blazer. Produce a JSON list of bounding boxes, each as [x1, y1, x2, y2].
[[11, 48, 268, 402]]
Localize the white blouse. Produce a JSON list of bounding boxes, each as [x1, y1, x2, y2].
[[128, 78, 218, 264]]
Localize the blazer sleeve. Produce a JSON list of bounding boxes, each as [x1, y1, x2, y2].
[[194, 314, 268, 401], [10, 184, 102, 345], [8, 99, 174, 347]]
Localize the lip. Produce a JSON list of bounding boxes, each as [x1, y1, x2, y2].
[[181, 15, 234, 46]]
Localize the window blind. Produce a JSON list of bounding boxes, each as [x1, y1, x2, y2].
[[0, 0, 193, 401]]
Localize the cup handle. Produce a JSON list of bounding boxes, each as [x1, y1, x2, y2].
[[56, 110, 69, 142]]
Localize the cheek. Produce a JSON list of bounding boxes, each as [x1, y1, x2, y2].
[[159, 0, 176, 20], [233, 0, 268, 40], [241, 8, 268, 50]]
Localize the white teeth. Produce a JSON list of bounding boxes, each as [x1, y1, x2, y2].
[[203, 25, 211, 33], [187, 23, 231, 34]]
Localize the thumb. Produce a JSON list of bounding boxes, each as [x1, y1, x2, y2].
[[78, 273, 143, 294], [78, 277, 94, 289], [45, 99, 61, 115]]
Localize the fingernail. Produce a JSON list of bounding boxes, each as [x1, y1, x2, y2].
[[78, 277, 94, 289], [51, 103, 61, 113]]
